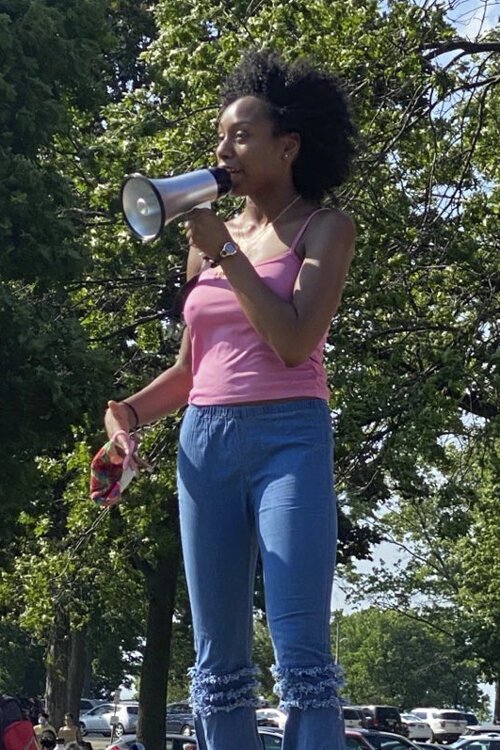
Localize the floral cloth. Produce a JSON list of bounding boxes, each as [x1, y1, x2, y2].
[[89, 431, 137, 506]]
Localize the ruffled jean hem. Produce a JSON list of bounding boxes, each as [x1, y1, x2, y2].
[[271, 661, 344, 711], [188, 664, 261, 717]]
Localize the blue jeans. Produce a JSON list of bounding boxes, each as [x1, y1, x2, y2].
[[177, 399, 345, 750]]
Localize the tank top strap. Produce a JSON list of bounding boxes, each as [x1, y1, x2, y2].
[[289, 207, 330, 254]]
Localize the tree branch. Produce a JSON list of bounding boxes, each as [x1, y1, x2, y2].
[[422, 40, 500, 60]]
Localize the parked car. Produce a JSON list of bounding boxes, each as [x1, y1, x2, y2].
[[415, 743, 449, 750], [346, 728, 378, 750], [256, 708, 287, 730], [165, 703, 195, 736], [106, 734, 196, 750], [463, 726, 500, 737], [401, 713, 433, 742], [105, 727, 284, 750], [411, 709, 468, 744], [79, 703, 114, 735], [347, 728, 423, 750], [358, 705, 407, 735], [450, 736, 500, 750], [102, 704, 140, 738], [344, 707, 368, 729]]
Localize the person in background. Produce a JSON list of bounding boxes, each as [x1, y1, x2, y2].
[[105, 48, 356, 750], [34, 712, 57, 748], [57, 714, 81, 746]]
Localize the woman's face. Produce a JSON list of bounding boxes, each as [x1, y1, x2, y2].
[[216, 95, 295, 196]]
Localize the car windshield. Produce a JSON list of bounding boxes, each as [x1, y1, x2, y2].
[[440, 712, 465, 720], [367, 734, 416, 750]]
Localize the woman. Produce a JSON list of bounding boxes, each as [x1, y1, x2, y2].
[[57, 714, 81, 746], [105, 50, 356, 750]]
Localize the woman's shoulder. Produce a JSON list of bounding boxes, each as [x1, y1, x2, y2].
[[302, 207, 356, 260], [310, 207, 356, 238]]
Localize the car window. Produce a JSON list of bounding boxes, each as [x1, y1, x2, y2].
[[365, 734, 383, 749], [344, 709, 360, 719], [126, 707, 139, 715], [347, 739, 366, 750], [413, 712, 426, 720], [440, 712, 465, 721], [260, 735, 283, 749], [94, 706, 112, 716], [379, 741, 411, 750]]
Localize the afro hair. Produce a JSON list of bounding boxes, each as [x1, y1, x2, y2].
[[220, 49, 356, 202]]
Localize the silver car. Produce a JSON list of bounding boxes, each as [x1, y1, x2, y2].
[[102, 704, 139, 738], [79, 703, 114, 735]]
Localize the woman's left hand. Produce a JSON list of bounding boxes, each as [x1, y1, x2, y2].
[[184, 208, 232, 262]]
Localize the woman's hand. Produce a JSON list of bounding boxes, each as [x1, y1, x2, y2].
[[184, 207, 232, 262], [104, 400, 133, 451]]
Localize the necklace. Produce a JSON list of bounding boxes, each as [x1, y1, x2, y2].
[[238, 194, 301, 248], [213, 194, 301, 279]]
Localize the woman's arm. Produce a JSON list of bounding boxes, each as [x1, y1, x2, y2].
[[227, 210, 355, 365], [104, 247, 201, 438], [187, 208, 355, 367]]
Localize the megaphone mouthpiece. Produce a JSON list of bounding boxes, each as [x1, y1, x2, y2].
[[120, 167, 232, 242]]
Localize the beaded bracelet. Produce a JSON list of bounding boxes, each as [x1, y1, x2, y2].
[[122, 401, 139, 430]]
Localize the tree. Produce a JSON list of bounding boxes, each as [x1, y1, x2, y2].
[[0, 0, 115, 517], [336, 608, 485, 712]]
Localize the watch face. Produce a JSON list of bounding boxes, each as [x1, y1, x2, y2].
[[220, 242, 238, 258]]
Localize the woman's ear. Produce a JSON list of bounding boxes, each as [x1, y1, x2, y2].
[[282, 132, 301, 162]]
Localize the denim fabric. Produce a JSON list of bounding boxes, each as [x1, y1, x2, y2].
[[177, 399, 345, 750]]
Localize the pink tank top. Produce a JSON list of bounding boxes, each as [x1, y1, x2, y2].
[[183, 209, 330, 405]]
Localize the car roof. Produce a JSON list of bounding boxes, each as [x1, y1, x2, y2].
[[459, 736, 500, 741]]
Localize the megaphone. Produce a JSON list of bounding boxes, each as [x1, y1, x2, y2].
[[120, 167, 232, 242]]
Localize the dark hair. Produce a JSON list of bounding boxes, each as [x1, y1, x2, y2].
[[220, 49, 356, 202]]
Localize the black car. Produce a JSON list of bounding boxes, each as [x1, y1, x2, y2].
[[359, 705, 407, 735], [165, 703, 195, 736]]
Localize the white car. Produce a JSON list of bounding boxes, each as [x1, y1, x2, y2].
[[256, 707, 287, 729], [411, 708, 468, 743], [401, 713, 433, 741]]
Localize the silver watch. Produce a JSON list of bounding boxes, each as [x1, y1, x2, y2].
[[218, 241, 239, 261]]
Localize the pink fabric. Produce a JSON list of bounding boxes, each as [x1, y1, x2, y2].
[[183, 209, 330, 405]]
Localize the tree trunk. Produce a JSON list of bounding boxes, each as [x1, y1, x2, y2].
[[136, 527, 181, 750], [67, 627, 88, 720], [45, 606, 71, 731]]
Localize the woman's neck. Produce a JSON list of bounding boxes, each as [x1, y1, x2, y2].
[[243, 192, 301, 226]]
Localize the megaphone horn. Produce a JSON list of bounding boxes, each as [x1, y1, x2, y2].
[[120, 167, 232, 242]]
